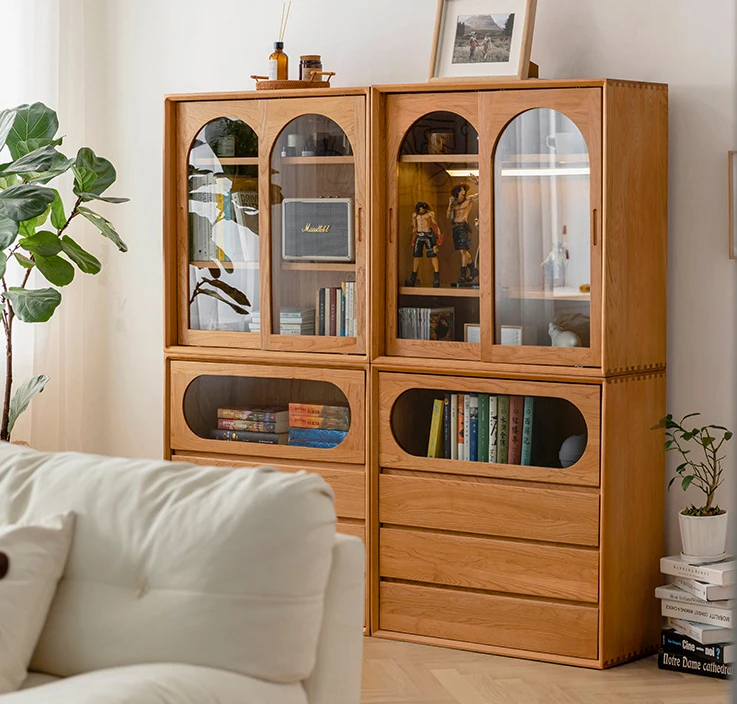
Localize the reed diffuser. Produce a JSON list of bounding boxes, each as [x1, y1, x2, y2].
[[268, 2, 292, 81]]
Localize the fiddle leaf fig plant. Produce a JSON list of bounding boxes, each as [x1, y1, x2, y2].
[[0, 102, 128, 441], [654, 412, 732, 516]]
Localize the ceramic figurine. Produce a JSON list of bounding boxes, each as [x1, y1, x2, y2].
[[447, 181, 479, 286], [548, 322, 581, 347], [405, 202, 441, 288]]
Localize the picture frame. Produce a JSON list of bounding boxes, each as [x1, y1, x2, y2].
[[464, 323, 481, 343], [429, 0, 537, 81], [500, 325, 523, 346], [730, 151, 737, 259]]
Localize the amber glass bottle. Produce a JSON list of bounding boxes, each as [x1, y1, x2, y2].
[[268, 42, 288, 81]]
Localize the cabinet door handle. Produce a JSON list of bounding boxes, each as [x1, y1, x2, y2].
[[389, 208, 394, 243], [357, 207, 362, 242], [592, 208, 598, 246]]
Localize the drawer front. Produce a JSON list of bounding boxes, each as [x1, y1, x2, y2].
[[380, 527, 598, 603], [380, 474, 599, 547], [378, 372, 600, 487], [380, 582, 598, 660], [172, 454, 365, 520]]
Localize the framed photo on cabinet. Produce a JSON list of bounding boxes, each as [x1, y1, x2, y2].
[[429, 0, 537, 81]]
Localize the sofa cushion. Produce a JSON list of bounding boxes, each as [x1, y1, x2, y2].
[[0, 444, 336, 684], [0, 513, 74, 693], [0, 663, 308, 703]]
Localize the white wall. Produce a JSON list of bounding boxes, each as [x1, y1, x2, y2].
[[80, 0, 734, 552]]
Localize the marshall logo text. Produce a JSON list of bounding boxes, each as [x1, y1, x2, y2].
[[302, 223, 331, 233]]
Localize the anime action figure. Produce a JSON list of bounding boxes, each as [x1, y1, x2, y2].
[[405, 201, 441, 288], [447, 181, 479, 286]]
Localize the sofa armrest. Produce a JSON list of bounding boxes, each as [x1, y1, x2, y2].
[[303, 533, 365, 704]]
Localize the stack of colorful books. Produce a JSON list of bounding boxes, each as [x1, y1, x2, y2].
[[316, 282, 356, 337], [287, 403, 350, 448], [209, 406, 289, 445], [657, 554, 734, 680]]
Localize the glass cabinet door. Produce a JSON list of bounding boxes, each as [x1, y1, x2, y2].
[[186, 115, 260, 343], [385, 94, 486, 360], [484, 90, 602, 367], [266, 98, 366, 355]]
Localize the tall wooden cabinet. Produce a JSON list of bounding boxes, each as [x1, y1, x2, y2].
[[164, 79, 668, 668]]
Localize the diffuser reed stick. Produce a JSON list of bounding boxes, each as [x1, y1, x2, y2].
[[279, 2, 292, 42]]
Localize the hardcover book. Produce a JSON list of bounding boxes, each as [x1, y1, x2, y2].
[[660, 597, 733, 628], [507, 395, 524, 465], [655, 583, 734, 610], [217, 418, 289, 433], [457, 394, 465, 461], [427, 398, 444, 458], [288, 415, 350, 431], [477, 393, 489, 463], [210, 429, 288, 444], [661, 628, 734, 664], [657, 649, 733, 680], [661, 556, 736, 586], [443, 393, 452, 460], [667, 617, 734, 645], [217, 407, 289, 423], [497, 395, 510, 464], [450, 393, 458, 460], [488, 395, 498, 464], [468, 393, 478, 463], [288, 427, 348, 447], [288, 403, 350, 420], [674, 576, 734, 603], [521, 396, 534, 466]]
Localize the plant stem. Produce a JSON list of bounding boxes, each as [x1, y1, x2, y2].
[[1, 304, 12, 442]]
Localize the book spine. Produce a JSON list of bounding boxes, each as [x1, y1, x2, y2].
[[427, 399, 444, 458], [478, 393, 489, 463], [316, 288, 322, 336], [658, 650, 733, 680], [288, 438, 345, 449], [661, 557, 735, 586], [443, 393, 452, 460], [661, 600, 733, 628], [468, 393, 478, 462], [217, 418, 281, 433], [450, 393, 458, 461], [667, 617, 733, 645], [497, 395, 510, 464], [674, 577, 734, 603], [488, 395, 498, 463], [508, 395, 524, 465], [457, 394, 465, 461], [521, 396, 534, 466], [657, 585, 734, 609], [661, 629, 732, 664], [288, 403, 350, 419], [217, 408, 284, 422], [329, 288, 337, 336], [287, 427, 348, 443], [210, 429, 286, 444], [288, 415, 350, 431]]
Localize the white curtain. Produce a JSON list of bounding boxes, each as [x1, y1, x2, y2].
[[0, 0, 89, 450]]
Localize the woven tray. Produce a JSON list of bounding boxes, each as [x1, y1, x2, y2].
[[250, 72, 335, 90]]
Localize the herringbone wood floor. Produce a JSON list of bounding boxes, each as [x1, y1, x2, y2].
[[361, 637, 731, 704]]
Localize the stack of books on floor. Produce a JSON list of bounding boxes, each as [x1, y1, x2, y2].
[[316, 283, 356, 337], [426, 393, 535, 465], [287, 403, 350, 448], [209, 406, 289, 445], [657, 554, 734, 680], [398, 306, 454, 341], [279, 307, 315, 335]]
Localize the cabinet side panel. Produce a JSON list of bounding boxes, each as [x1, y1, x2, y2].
[[603, 82, 668, 374], [600, 372, 666, 666]]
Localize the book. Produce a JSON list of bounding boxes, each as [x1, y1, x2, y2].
[[656, 583, 734, 609], [488, 395, 498, 464], [329, 288, 337, 336], [217, 418, 289, 433], [675, 576, 734, 603], [288, 403, 350, 420], [450, 393, 458, 460], [661, 628, 734, 664], [210, 429, 288, 444], [468, 393, 478, 462], [657, 649, 733, 680], [660, 597, 733, 628], [497, 395, 510, 464], [287, 427, 348, 444], [443, 393, 452, 460], [660, 556, 736, 586], [457, 394, 465, 461], [666, 617, 734, 645], [463, 393, 471, 461], [427, 399, 444, 458], [507, 395, 524, 465], [521, 395, 534, 466], [477, 393, 489, 462], [288, 415, 350, 431], [217, 407, 288, 423]]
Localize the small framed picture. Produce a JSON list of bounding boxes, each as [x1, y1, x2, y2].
[[464, 323, 481, 343], [500, 325, 523, 345], [730, 151, 737, 259], [429, 0, 537, 81]]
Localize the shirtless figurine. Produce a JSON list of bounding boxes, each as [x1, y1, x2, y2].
[[447, 182, 479, 286], [405, 201, 441, 288]]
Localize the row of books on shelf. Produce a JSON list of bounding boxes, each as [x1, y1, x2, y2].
[[398, 306, 454, 342], [250, 308, 315, 335], [209, 403, 349, 448], [656, 554, 734, 680], [316, 283, 357, 337], [426, 393, 536, 465]]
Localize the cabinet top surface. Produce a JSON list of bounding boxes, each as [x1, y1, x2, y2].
[[165, 86, 370, 102]]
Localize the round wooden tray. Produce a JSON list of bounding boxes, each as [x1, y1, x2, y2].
[[250, 72, 335, 91]]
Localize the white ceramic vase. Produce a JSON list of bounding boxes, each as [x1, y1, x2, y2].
[[679, 510, 729, 558]]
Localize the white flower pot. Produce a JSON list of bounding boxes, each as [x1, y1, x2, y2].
[[679, 511, 729, 558]]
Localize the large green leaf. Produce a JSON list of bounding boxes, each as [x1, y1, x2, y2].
[[60, 235, 101, 274], [0, 185, 55, 222], [72, 147, 116, 196], [0, 251, 6, 278], [50, 189, 66, 230], [19, 231, 62, 257], [0, 215, 18, 249], [8, 374, 49, 435], [0, 174, 18, 189], [35, 254, 74, 287], [0, 109, 16, 151], [77, 192, 129, 204], [13, 253, 34, 270], [18, 205, 51, 238], [0, 145, 59, 176], [22, 152, 74, 185], [2, 287, 61, 322], [77, 206, 128, 252], [201, 277, 250, 307], [6, 103, 58, 159]]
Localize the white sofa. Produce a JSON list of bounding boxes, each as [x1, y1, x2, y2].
[[0, 443, 365, 703]]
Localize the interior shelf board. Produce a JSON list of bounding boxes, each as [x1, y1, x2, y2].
[[501, 287, 591, 301], [399, 154, 479, 163], [190, 260, 260, 270], [399, 286, 480, 298], [280, 261, 357, 271], [279, 156, 354, 165], [191, 157, 259, 166], [501, 153, 590, 165]]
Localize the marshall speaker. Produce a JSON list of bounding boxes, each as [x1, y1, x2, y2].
[[281, 198, 354, 261]]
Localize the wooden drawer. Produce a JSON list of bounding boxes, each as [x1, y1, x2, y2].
[[380, 474, 599, 547], [378, 372, 600, 487], [380, 527, 598, 603], [170, 361, 365, 464], [380, 582, 598, 660], [172, 453, 365, 520]]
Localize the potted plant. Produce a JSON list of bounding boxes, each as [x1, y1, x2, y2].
[[0, 102, 127, 442], [655, 412, 732, 559]]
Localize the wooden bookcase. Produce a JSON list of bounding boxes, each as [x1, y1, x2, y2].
[[164, 79, 668, 667]]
